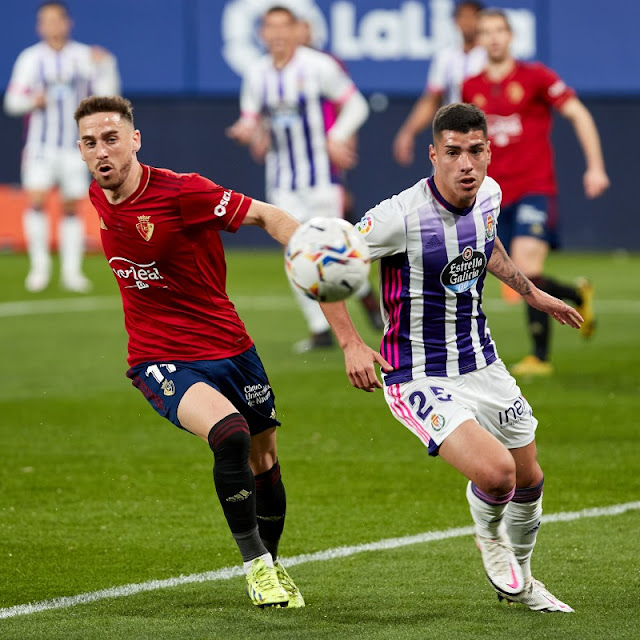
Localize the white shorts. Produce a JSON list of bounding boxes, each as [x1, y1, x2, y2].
[[268, 184, 343, 224], [22, 146, 89, 200], [384, 359, 538, 456]]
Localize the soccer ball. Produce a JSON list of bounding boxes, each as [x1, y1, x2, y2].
[[285, 217, 371, 302]]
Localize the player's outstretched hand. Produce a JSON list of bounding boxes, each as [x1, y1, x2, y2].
[[327, 137, 358, 170], [392, 129, 415, 166], [525, 288, 583, 329], [226, 119, 256, 146], [343, 342, 393, 392], [583, 167, 610, 199]]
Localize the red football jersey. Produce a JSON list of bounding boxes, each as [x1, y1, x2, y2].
[[89, 164, 254, 366], [462, 61, 575, 206]]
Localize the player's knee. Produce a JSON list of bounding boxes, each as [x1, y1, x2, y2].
[[483, 455, 516, 495], [208, 412, 251, 467]]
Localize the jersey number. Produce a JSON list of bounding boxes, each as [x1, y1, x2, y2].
[[145, 363, 177, 382], [409, 386, 452, 422]]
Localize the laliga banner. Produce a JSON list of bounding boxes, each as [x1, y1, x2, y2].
[[214, 0, 536, 94]]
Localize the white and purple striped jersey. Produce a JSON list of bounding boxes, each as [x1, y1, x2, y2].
[[239, 46, 358, 193], [4, 41, 120, 152], [426, 45, 487, 105], [356, 175, 502, 382]]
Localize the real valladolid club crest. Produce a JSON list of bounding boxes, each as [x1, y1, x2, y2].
[[136, 215, 154, 242], [485, 214, 495, 241]]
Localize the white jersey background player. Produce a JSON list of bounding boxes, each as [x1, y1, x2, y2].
[[227, 5, 370, 352], [393, 1, 486, 166], [323, 104, 581, 612], [4, 1, 120, 292]]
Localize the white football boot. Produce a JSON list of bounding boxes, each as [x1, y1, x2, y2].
[[475, 533, 524, 597], [498, 577, 574, 612]]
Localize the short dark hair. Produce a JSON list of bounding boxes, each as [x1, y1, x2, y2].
[[74, 95, 134, 127], [37, 2, 70, 16], [454, 1, 484, 17], [478, 8, 512, 31], [433, 103, 487, 140]]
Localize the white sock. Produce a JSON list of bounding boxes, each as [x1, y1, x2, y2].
[[290, 283, 330, 334], [505, 494, 543, 581], [466, 481, 514, 539], [59, 215, 85, 280], [23, 209, 51, 274], [243, 552, 273, 575]]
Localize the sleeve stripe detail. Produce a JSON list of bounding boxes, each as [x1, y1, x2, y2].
[[334, 84, 357, 105], [225, 194, 245, 230]]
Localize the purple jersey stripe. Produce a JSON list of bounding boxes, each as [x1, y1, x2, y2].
[[455, 212, 480, 374], [56, 52, 64, 147], [285, 127, 296, 191], [419, 203, 449, 376], [298, 94, 316, 187], [39, 56, 47, 145]]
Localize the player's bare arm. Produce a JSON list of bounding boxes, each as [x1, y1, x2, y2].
[[488, 238, 583, 329], [559, 97, 610, 199], [487, 237, 532, 295], [319, 301, 392, 392], [242, 199, 299, 246]]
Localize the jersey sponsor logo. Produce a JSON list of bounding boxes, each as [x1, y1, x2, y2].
[[355, 214, 374, 236], [109, 257, 166, 290], [485, 213, 495, 241], [136, 215, 154, 241], [486, 113, 522, 147], [498, 395, 531, 426], [243, 383, 272, 407], [440, 246, 487, 294], [214, 190, 233, 217]]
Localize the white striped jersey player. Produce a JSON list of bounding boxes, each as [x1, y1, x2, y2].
[[357, 174, 502, 382], [356, 175, 537, 455], [5, 40, 121, 153], [426, 44, 487, 105], [239, 45, 356, 204]]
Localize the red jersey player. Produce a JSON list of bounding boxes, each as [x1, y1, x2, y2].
[[462, 9, 609, 376], [74, 95, 345, 609]]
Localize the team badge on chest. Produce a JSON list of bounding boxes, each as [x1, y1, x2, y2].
[[485, 214, 495, 241], [136, 215, 154, 242]]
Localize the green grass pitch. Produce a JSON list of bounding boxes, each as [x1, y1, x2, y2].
[[0, 250, 639, 639]]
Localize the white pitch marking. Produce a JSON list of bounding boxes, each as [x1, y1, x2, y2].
[[1, 500, 638, 620], [1, 296, 639, 319]]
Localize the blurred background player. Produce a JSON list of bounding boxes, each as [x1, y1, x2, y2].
[[463, 9, 610, 376], [227, 5, 377, 352], [393, 1, 485, 166], [4, 1, 120, 293], [296, 6, 384, 333]]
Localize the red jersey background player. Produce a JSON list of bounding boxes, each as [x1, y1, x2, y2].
[[463, 9, 610, 376], [73, 95, 317, 608]]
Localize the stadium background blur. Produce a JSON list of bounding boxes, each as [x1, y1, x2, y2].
[[1, 0, 637, 251]]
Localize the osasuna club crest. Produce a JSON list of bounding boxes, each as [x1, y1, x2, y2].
[[136, 215, 154, 241]]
